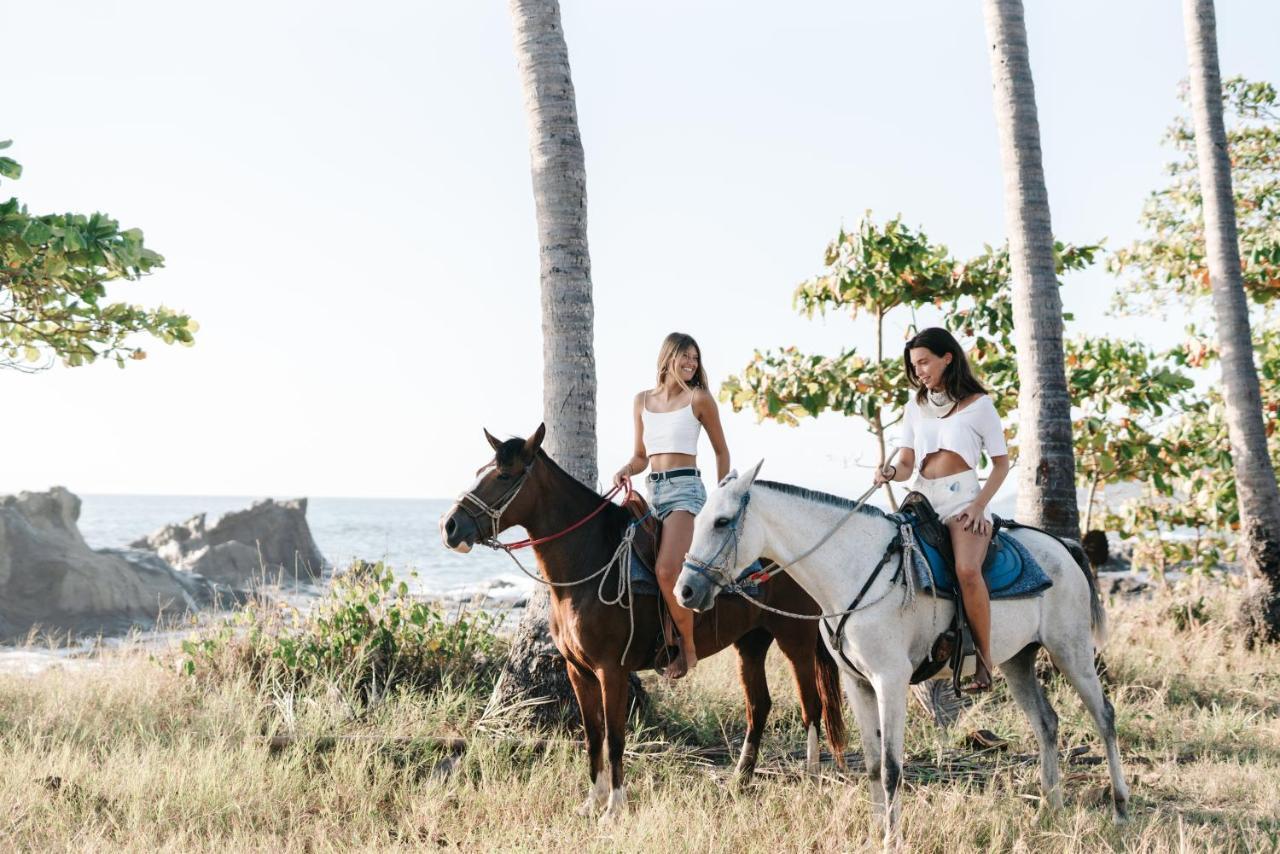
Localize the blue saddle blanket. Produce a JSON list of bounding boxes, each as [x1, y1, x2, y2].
[[911, 525, 1052, 600], [629, 554, 762, 598]]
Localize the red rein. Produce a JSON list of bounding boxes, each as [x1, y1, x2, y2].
[[497, 480, 632, 551]]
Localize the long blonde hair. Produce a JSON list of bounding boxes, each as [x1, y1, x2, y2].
[[655, 332, 708, 392]]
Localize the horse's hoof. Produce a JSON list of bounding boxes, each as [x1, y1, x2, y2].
[[575, 800, 597, 818], [598, 789, 627, 824], [1113, 800, 1129, 825]]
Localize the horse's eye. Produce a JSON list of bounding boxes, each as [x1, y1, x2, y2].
[[496, 473, 512, 482], [713, 517, 729, 528]]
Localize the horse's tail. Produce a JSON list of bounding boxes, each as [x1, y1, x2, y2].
[[815, 638, 848, 762], [1063, 537, 1109, 651]]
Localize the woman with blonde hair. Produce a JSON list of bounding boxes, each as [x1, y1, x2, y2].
[[613, 332, 730, 678], [875, 327, 1010, 691]]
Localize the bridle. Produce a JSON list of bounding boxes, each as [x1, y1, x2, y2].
[[453, 456, 627, 552], [451, 459, 642, 664], [681, 490, 752, 593], [454, 461, 535, 548], [680, 475, 905, 623]]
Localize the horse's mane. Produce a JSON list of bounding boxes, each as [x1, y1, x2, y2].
[[494, 438, 629, 524], [755, 479, 888, 519]]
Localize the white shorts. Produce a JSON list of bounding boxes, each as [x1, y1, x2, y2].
[[912, 469, 990, 523]]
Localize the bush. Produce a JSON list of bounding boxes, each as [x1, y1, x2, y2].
[[180, 562, 506, 700]]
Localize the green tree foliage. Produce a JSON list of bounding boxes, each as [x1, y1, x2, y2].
[[722, 214, 1193, 517], [1111, 77, 1280, 308], [1104, 78, 1280, 573], [0, 141, 195, 371]]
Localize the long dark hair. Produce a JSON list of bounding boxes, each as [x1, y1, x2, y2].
[[903, 327, 987, 403]]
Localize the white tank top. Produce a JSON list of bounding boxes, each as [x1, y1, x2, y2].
[[641, 395, 702, 456]]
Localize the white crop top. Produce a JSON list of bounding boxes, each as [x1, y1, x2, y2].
[[641, 397, 702, 456], [899, 394, 1008, 473]]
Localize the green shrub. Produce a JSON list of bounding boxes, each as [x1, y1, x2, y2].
[[180, 562, 506, 699]]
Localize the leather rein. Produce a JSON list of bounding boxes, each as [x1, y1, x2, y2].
[[680, 464, 905, 623], [455, 463, 649, 664], [455, 458, 625, 553]]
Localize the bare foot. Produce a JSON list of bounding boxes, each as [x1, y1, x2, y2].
[[663, 643, 697, 679], [963, 657, 992, 694]]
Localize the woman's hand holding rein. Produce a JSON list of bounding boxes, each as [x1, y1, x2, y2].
[[613, 463, 637, 490]]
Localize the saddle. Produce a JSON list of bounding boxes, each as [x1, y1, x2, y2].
[[621, 492, 683, 669], [621, 489, 662, 575], [896, 490, 1003, 574], [892, 492, 1061, 695], [894, 491, 998, 694], [621, 491, 749, 675]]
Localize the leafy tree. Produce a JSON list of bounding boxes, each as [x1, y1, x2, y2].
[[1111, 65, 1280, 642], [1068, 337, 1197, 533], [0, 141, 195, 371], [722, 214, 1193, 525], [1111, 77, 1280, 309]]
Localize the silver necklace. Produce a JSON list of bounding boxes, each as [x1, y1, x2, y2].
[[922, 387, 956, 418]]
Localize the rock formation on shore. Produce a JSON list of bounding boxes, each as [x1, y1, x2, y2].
[[130, 498, 327, 587], [0, 488, 229, 641]]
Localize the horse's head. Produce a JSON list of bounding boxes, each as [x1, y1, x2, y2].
[[676, 459, 766, 612], [439, 424, 546, 553]]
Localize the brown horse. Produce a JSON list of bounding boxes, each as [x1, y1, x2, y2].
[[440, 425, 846, 822]]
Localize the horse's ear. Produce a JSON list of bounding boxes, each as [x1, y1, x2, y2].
[[740, 459, 765, 490], [484, 428, 503, 453], [522, 423, 547, 460]]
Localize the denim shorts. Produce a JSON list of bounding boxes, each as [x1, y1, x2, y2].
[[646, 473, 707, 520]]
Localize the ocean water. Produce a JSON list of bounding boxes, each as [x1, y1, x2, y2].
[[77, 495, 535, 602]]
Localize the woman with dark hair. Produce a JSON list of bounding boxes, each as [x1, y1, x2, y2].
[[874, 327, 1011, 691], [612, 332, 730, 678]]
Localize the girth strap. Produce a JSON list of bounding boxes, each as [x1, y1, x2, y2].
[[822, 534, 903, 678]]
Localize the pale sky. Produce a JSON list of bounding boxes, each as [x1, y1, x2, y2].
[[2, 1, 1277, 500]]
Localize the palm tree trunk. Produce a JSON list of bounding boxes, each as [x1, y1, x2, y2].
[[511, 0, 598, 487], [1183, 0, 1280, 644], [982, 0, 1080, 541], [490, 0, 601, 727]]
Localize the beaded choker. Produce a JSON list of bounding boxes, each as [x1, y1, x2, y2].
[[921, 388, 956, 418]]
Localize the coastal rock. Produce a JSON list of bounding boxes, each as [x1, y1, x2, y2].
[[131, 498, 327, 585], [0, 488, 226, 641], [1101, 574, 1150, 597]]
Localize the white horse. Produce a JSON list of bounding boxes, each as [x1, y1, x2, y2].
[[675, 462, 1128, 845]]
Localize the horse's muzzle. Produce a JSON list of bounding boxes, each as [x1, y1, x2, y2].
[[440, 508, 477, 553], [675, 566, 717, 612]]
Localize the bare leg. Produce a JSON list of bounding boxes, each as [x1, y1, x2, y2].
[[656, 510, 698, 678], [948, 516, 994, 690]]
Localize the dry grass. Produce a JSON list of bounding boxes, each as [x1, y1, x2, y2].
[[2, 582, 1278, 852]]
